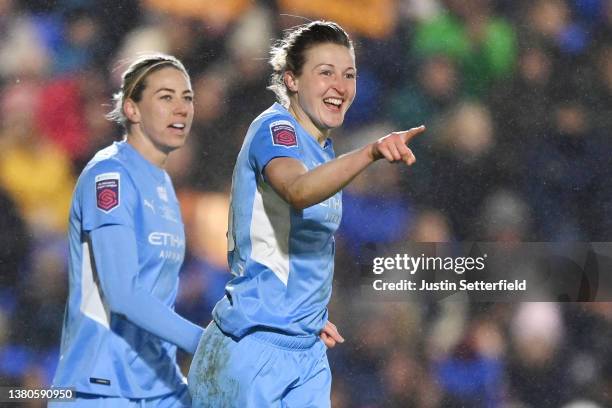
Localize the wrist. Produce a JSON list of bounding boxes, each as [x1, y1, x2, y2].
[[364, 142, 379, 163]]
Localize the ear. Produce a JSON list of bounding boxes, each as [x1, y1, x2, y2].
[[123, 99, 140, 123], [283, 71, 298, 93]]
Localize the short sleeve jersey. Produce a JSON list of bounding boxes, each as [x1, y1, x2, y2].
[[53, 141, 186, 398], [213, 103, 342, 338]]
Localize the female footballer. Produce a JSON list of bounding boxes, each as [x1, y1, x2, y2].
[[52, 54, 202, 407], [189, 21, 425, 407]]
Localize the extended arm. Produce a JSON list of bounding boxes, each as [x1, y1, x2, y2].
[[265, 126, 425, 209], [90, 224, 203, 353]]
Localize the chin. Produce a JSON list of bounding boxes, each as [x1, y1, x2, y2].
[[164, 140, 187, 153], [326, 118, 345, 129]]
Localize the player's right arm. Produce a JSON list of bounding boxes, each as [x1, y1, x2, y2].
[[264, 126, 425, 210], [80, 163, 203, 354]]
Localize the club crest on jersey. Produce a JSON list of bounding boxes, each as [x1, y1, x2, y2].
[[157, 186, 168, 202], [95, 173, 120, 212], [270, 120, 298, 147]]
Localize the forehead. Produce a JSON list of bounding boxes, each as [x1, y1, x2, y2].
[[303, 43, 355, 69], [143, 66, 192, 91]]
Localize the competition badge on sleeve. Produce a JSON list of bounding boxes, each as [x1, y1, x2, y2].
[[270, 120, 298, 147], [95, 173, 120, 212]]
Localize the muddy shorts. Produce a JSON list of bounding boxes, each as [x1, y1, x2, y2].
[[188, 321, 331, 407]]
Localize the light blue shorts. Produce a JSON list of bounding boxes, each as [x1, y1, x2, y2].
[[188, 322, 331, 408], [47, 384, 190, 408]]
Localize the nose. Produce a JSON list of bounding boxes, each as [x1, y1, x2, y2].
[[332, 74, 355, 98], [174, 99, 190, 116], [332, 76, 347, 95]]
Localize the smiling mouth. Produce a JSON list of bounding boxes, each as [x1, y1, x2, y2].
[[168, 123, 186, 130], [323, 97, 343, 111]]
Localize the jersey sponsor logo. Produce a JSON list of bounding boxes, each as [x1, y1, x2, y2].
[[148, 232, 184, 247], [158, 250, 183, 262], [95, 173, 120, 212], [149, 232, 184, 263], [270, 120, 298, 147], [320, 195, 342, 225], [319, 195, 341, 210]]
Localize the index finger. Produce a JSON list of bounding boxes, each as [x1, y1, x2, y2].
[[398, 125, 426, 144]]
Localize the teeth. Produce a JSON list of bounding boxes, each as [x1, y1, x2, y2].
[[170, 123, 185, 129], [324, 98, 342, 107]]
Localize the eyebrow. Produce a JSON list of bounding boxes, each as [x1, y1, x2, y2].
[[154, 88, 194, 94], [314, 63, 356, 72]]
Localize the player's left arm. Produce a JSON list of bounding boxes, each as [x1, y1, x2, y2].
[[265, 126, 425, 210], [90, 225, 204, 353], [320, 320, 344, 348]]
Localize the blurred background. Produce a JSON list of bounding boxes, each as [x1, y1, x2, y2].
[[0, 0, 611, 407]]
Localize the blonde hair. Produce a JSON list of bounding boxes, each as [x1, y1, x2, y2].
[[106, 53, 189, 129]]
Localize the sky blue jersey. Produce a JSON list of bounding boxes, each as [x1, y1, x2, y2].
[[53, 141, 202, 398], [213, 103, 342, 338]]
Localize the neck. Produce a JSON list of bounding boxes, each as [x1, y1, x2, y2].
[[126, 127, 169, 168], [287, 101, 329, 146]]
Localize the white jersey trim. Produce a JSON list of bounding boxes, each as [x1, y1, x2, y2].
[[80, 241, 110, 328], [249, 181, 291, 285]]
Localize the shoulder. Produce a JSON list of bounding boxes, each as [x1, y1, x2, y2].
[[76, 146, 139, 222], [77, 145, 138, 202], [81, 157, 128, 187], [250, 104, 296, 131], [81, 144, 134, 182], [249, 105, 299, 148]]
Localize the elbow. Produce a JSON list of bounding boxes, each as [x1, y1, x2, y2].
[[285, 186, 310, 210], [288, 196, 309, 211]]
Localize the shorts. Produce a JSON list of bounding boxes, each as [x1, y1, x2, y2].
[[47, 383, 190, 408], [188, 322, 331, 407]]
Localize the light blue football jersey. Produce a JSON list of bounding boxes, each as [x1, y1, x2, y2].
[[213, 103, 342, 338], [53, 141, 192, 398]]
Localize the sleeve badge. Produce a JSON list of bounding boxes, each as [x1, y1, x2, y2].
[[270, 120, 298, 147], [95, 172, 120, 212]]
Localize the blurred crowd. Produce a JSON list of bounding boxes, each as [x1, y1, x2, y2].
[[0, 0, 611, 407]]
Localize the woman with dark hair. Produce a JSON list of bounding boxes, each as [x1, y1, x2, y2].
[[189, 21, 424, 407], [52, 53, 202, 407]]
